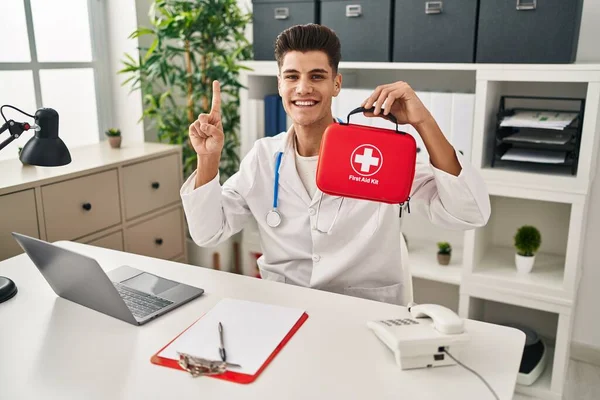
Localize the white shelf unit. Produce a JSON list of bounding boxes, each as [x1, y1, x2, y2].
[[238, 60, 600, 400]]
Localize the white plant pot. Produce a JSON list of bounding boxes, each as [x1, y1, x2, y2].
[[515, 253, 535, 274]]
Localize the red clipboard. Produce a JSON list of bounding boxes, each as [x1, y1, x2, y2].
[[150, 312, 309, 384]]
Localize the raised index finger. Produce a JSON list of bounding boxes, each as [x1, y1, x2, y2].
[[211, 80, 221, 114]]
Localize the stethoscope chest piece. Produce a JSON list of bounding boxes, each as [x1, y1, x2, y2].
[[266, 209, 282, 228]]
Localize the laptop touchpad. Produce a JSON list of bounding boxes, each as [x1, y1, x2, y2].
[[121, 272, 178, 295]]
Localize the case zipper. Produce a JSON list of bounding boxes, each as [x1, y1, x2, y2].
[[399, 197, 411, 218]]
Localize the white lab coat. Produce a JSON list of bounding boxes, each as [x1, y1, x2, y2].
[[181, 126, 491, 305]]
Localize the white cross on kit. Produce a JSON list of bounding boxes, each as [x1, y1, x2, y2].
[[354, 147, 380, 173]]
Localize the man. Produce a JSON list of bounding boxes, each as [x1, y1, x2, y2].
[[181, 24, 490, 305]]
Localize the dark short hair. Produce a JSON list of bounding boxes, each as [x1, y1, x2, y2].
[[274, 24, 341, 74]]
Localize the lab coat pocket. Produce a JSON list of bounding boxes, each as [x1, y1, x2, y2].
[[258, 266, 286, 283], [337, 200, 381, 238], [343, 282, 404, 305]]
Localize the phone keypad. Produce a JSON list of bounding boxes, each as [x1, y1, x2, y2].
[[379, 318, 419, 327]]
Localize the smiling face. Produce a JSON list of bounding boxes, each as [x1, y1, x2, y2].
[[277, 50, 342, 127]]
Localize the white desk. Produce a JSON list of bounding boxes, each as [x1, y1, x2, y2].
[[0, 241, 525, 400]]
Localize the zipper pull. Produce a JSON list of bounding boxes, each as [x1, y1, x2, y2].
[[398, 197, 411, 218]]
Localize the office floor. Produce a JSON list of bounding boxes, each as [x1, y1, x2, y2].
[[512, 360, 600, 400]]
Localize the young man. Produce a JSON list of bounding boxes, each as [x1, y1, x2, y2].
[[181, 24, 490, 305]]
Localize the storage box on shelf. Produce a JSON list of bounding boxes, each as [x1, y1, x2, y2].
[[251, 0, 318, 61], [476, 0, 584, 64], [251, 0, 584, 64], [238, 61, 600, 400], [320, 0, 393, 62], [392, 0, 478, 63], [0, 142, 188, 264]]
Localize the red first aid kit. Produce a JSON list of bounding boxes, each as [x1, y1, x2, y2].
[[316, 107, 417, 212]]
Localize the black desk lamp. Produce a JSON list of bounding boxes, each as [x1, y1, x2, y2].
[[0, 104, 71, 304]]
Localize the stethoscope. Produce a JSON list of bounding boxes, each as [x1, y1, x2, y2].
[[266, 151, 284, 228], [266, 150, 343, 234]]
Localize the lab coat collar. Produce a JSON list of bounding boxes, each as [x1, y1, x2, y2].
[[273, 125, 342, 208], [275, 125, 313, 206]]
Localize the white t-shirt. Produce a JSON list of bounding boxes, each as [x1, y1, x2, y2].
[[295, 148, 319, 199]]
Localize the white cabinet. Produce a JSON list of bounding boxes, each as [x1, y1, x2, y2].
[[237, 60, 600, 400], [0, 142, 187, 263]]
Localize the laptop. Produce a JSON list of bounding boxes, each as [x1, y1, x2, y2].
[[11, 232, 204, 326]]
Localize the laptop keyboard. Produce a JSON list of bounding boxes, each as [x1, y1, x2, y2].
[[113, 282, 173, 319]]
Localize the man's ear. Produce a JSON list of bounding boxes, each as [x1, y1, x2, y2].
[[333, 73, 342, 97]]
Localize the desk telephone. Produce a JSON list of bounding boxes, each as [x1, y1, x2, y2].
[[367, 304, 470, 370]]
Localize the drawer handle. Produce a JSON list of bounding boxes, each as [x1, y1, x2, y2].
[[274, 7, 289, 20], [155, 238, 163, 245], [82, 202, 92, 211], [516, 0, 536, 10], [346, 5, 362, 18], [151, 181, 160, 189], [425, 1, 443, 14]]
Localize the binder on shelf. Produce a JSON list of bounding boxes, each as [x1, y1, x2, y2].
[[450, 93, 475, 161], [491, 96, 585, 176], [264, 94, 287, 137], [151, 298, 309, 384]]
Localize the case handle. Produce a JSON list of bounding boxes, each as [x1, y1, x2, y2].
[[516, 0, 536, 11], [425, 1, 443, 14], [343, 106, 405, 134], [346, 5, 362, 18], [274, 7, 289, 20]]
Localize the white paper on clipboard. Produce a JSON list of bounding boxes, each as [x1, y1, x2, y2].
[[158, 298, 305, 376]]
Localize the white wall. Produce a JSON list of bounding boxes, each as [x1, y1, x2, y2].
[[104, 0, 144, 146], [124, 0, 600, 347]]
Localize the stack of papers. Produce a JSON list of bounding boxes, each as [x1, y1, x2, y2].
[[500, 148, 567, 164], [502, 130, 573, 145], [500, 111, 578, 130]]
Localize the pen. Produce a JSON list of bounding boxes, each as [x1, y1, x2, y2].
[[218, 322, 226, 362]]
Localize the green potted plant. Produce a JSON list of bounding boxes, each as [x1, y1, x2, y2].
[[437, 242, 452, 265], [119, 0, 252, 180], [105, 128, 122, 148], [514, 225, 541, 273]]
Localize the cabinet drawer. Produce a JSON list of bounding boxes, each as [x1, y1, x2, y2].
[[122, 154, 181, 220], [252, 0, 318, 61], [321, 0, 393, 62], [0, 189, 39, 260], [125, 208, 184, 260], [476, 0, 583, 63], [85, 231, 124, 252], [393, 0, 477, 63], [42, 169, 121, 242]]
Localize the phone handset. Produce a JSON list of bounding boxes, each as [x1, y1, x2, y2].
[[408, 304, 464, 335]]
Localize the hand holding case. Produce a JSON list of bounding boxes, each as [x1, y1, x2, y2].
[[316, 107, 417, 210]]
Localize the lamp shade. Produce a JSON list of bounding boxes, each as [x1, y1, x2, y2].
[[19, 108, 71, 166]]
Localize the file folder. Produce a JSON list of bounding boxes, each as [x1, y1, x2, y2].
[[151, 298, 309, 384]]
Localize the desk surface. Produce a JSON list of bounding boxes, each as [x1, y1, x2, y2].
[[0, 241, 524, 400]]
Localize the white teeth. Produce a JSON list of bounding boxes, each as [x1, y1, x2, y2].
[[294, 101, 316, 106]]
